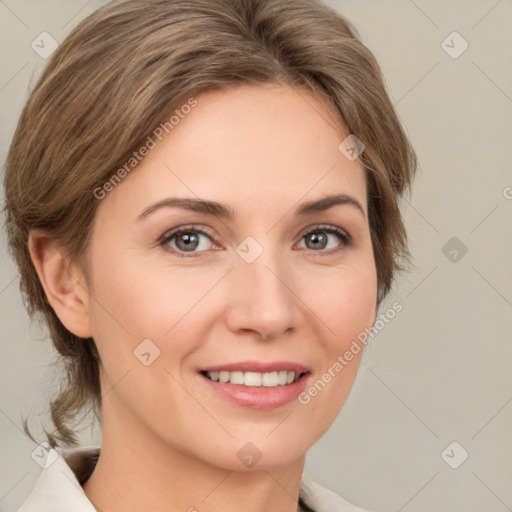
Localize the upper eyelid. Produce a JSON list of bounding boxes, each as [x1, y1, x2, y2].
[[160, 224, 216, 242], [296, 223, 350, 239]]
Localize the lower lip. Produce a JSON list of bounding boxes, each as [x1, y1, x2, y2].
[[199, 372, 311, 410]]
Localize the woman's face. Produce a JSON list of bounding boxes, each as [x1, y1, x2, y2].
[[82, 83, 378, 471]]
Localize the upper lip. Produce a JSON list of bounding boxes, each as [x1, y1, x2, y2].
[[200, 360, 310, 374]]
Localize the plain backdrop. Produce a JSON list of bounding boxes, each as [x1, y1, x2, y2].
[[0, 1, 511, 511]]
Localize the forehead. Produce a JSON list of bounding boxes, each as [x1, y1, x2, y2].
[[97, 83, 367, 222]]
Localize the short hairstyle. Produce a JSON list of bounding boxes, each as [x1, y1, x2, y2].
[[3, 0, 418, 447]]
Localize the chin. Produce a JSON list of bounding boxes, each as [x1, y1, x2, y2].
[[196, 432, 313, 473]]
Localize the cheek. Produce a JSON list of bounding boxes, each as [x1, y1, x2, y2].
[[87, 251, 216, 368], [295, 262, 376, 433], [309, 258, 378, 349]]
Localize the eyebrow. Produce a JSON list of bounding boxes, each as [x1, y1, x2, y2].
[[137, 193, 366, 221]]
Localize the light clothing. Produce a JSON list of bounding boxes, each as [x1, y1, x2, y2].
[[18, 445, 370, 512]]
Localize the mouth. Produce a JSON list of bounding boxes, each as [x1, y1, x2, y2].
[[197, 361, 312, 409], [199, 369, 308, 387]]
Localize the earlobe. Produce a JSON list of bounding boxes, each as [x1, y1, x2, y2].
[[28, 230, 92, 339]]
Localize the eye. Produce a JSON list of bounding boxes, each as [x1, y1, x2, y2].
[[159, 223, 352, 258], [296, 225, 352, 253], [159, 225, 217, 257]]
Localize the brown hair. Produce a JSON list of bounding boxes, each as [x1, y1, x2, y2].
[[3, 0, 417, 447]]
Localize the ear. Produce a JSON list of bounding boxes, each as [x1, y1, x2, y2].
[[28, 229, 92, 339]]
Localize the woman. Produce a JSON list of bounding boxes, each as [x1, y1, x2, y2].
[[4, 0, 417, 510]]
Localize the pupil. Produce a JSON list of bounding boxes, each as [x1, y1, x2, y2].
[[309, 232, 326, 249], [178, 233, 198, 251]]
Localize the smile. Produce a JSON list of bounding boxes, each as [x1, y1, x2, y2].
[[202, 370, 303, 387], [198, 362, 312, 409]]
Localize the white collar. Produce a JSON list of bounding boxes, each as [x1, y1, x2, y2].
[[18, 445, 369, 512]]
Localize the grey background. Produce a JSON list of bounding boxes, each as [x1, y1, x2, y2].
[[1, 1, 511, 511]]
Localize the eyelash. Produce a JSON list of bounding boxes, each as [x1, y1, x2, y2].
[[158, 224, 352, 258]]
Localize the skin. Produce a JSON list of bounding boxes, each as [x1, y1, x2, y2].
[[30, 83, 378, 512]]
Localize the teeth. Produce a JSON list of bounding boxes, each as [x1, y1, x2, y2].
[[206, 370, 299, 387], [262, 371, 278, 386], [244, 372, 261, 386]]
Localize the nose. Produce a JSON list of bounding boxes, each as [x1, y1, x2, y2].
[[224, 248, 300, 341]]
